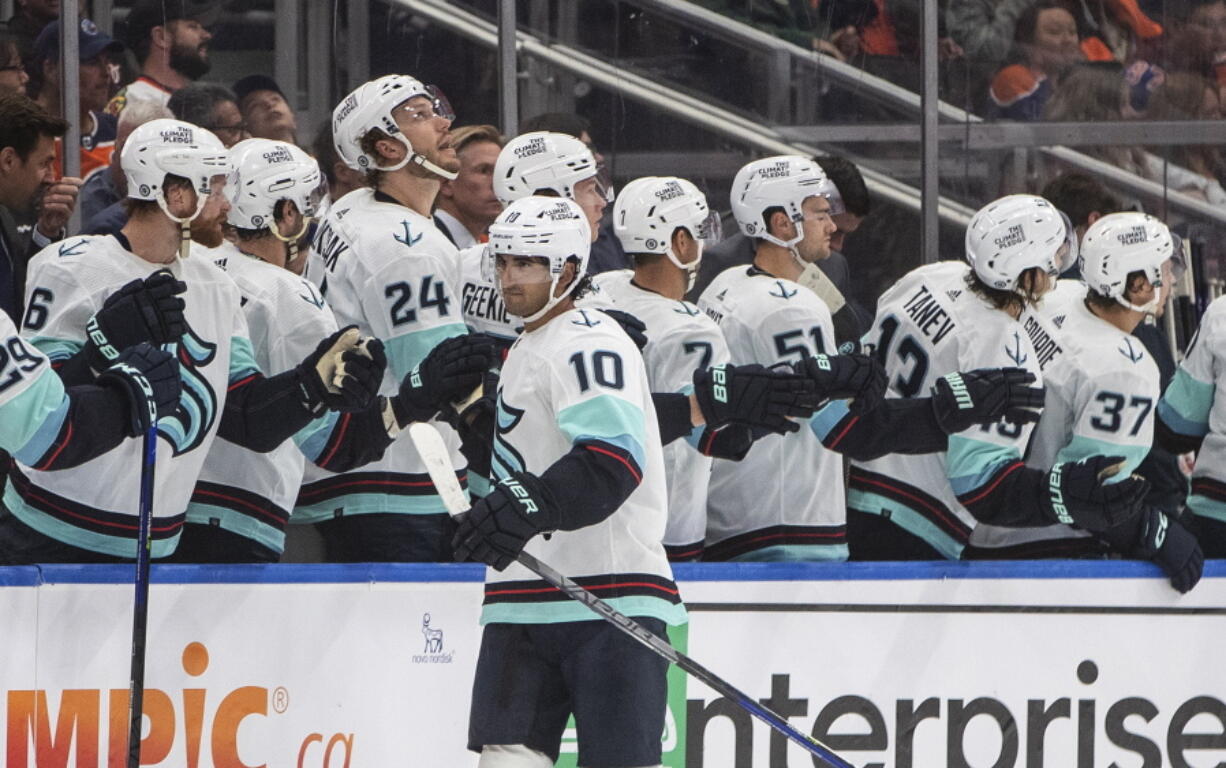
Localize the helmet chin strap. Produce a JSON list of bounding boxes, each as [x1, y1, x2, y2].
[[665, 240, 703, 293], [1118, 291, 1161, 316], [757, 228, 806, 269], [513, 271, 582, 324], [155, 190, 208, 260], [269, 215, 312, 268], [376, 135, 459, 181]]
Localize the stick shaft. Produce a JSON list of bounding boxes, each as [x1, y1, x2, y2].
[[126, 424, 157, 768]]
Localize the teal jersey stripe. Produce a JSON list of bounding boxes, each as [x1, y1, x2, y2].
[[229, 335, 261, 382], [385, 323, 468, 381], [183, 502, 286, 553], [947, 434, 1022, 496], [1056, 435, 1150, 481], [809, 399, 852, 442], [556, 394, 647, 469], [1187, 493, 1226, 525], [481, 595, 688, 627], [292, 491, 451, 523], [294, 410, 340, 462], [28, 336, 82, 361], [845, 489, 966, 560], [2, 372, 67, 462], [1159, 368, 1213, 437], [3, 484, 180, 558], [727, 543, 849, 562], [467, 471, 492, 500]]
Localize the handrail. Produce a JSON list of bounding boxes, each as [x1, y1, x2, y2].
[[625, 0, 1226, 227], [392, 0, 976, 227]]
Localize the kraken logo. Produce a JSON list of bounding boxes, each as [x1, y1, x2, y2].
[[157, 326, 219, 457]]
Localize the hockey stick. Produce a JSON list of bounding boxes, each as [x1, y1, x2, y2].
[[126, 417, 158, 768], [408, 422, 853, 768]]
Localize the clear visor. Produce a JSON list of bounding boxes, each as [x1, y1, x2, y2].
[[303, 175, 328, 218], [594, 162, 615, 204], [824, 186, 847, 217], [1170, 232, 1188, 285], [694, 209, 722, 248], [482, 247, 558, 287], [1052, 210, 1079, 275], [425, 84, 456, 122]]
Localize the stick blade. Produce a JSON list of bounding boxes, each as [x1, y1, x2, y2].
[[407, 422, 470, 518]]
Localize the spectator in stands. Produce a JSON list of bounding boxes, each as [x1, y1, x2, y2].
[[1166, 0, 1226, 90], [0, 92, 67, 322], [167, 82, 247, 147], [28, 19, 122, 181], [5, 0, 56, 67], [1044, 62, 1146, 175], [1040, 171, 1120, 254], [521, 111, 626, 273], [233, 74, 297, 145], [81, 99, 172, 236], [990, 0, 1084, 119], [822, 0, 963, 62], [432, 124, 503, 249], [947, 0, 1040, 68], [310, 117, 365, 214], [108, 0, 217, 115], [0, 29, 30, 96], [1140, 72, 1226, 204], [1072, 0, 1163, 63]]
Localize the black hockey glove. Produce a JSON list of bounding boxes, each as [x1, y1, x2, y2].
[[392, 333, 496, 426], [95, 343, 181, 437], [602, 309, 648, 352], [796, 353, 887, 414], [1039, 455, 1149, 532], [693, 363, 821, 434], [931, 368, 1045, 434], [84, 271, 186, 370], [294, 326, 385, 414], [452, 471, 559, 570], [1135, 509, 1204, 593]]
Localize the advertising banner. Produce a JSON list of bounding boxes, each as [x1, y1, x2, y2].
[[0, 562, 1222, 767]]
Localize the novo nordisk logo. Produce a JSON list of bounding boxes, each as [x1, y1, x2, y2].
[[993, 224, 1025, 250], [414, 613, 453, 664]]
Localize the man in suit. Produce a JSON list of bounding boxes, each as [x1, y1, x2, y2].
[[432, 124, 503, 249]]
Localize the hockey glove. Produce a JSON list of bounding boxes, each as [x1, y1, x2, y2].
[[452, 471, 559, 570], [931, 368, 1045, 434], [392, 333, 496, 426], [693, 363, 821, 434], [295, 326, 383, 414], [1039, 455, 1149, 532], [84, 271, 186, 370], [797, 353, 887, 414], [1135, 509, 1204, 593], [95, 343, 181, 437], [602, 309, 648, 352]]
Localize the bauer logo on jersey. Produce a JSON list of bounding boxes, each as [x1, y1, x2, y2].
[[159, 125, 194, 144], [993, 224, 1026, 250], [513, 135, 547, 158], [1118, 226, 1149, 246], [157, 326, 219, 457]]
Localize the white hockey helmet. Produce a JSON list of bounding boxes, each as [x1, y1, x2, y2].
[[486, 196, 592, 322], [965, 194, 1077, 292], [226, 139, 324, 240], [1079, 211, 1173, 314], [331, 74, 457, 180], [121, 118, 230, 223], [613, 176, 719, 290], [729, 155, 837, 251], [493, 131, 602, 205]]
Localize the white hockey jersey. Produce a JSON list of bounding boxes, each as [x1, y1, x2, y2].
[[1159, 295, 1226, 527], [697, 265, 845, 561], [970, 297, 1157, 555], [184, 242, 339, 553], [482, 306, 684, 626], [9, 234, 258, 557], [300, 187, 468, 521], [848, 262, 1046, 560], [593, 271, 730, 557], [458, 243, 518, 346], [0, 311, 71, 464]]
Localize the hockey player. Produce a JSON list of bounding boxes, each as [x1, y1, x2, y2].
[[967, 212, 1202, 591], [453, 195, 681, 768], [2, 119, 381, 564], [848, 195, 1150, 561], [303, 75, 495, 561]]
